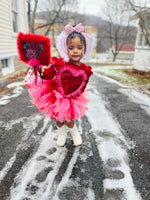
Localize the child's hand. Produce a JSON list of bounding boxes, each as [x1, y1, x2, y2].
[[38, 67, 44, 76], [28, 58, 40, 68]]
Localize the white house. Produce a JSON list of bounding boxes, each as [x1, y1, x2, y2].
[[0, 0, 28, 78], [131, 9, 150, 71]]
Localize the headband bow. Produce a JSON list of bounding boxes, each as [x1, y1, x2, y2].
[[65, 23, 85, 36]]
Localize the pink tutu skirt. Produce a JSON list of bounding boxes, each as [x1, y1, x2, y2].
[[26, 79, 90, 122]]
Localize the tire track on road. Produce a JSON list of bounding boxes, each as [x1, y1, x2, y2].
[[87, 77, 142, 200]]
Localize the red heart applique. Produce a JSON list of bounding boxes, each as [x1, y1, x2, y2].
[[56, 65, 87, 98]]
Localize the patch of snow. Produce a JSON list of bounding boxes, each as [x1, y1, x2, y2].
[[0, 114, 41, 134], [86, 187, 95, 200], [22, 114, 43, 141], [0, 99, 10, 105], [0, 85, 24, 105], [98, 139, 127, 164], [9, 126, 67, 200], [103, 176, 142, 200], [0, 114, 43, 185], [7, 81, 25, 88], [93, 65, 132, 70], [1, 117, 26, 131], [38, 117, 50, 135], [86, 85, 142, 200], [52, 147, 80, 200], [119, 88, 150, 116], [3, 77, 146, 200]]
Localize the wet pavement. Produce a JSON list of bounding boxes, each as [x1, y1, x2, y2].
[[0, 72, 149, 200]]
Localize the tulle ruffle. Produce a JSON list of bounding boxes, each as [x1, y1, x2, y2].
[[27, 80, 89, 122]]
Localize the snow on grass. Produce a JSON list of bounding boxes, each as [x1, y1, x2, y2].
[[93, 65, 133, 84], [86, 83, 142, 200], [93, 65, 150, 86]]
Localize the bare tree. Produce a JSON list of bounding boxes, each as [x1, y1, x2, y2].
[[27, 0, 39, 33], [101, 0, 134, 61], [27, 0, 78, 34], [125, 0, 150, 46]]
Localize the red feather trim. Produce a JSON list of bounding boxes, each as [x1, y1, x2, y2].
[[17, 32, 51, 66]]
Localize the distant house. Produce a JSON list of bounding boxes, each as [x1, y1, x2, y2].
[[130, 9, 150, 71], [35, 19, 65, 57], [109, 45, 135, 61], [114, 45, 135, 52], [0, 0, 28, 78]]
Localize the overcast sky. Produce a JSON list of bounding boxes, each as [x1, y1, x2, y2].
[[78, 0, 150, 17], [37, 0, 106, 19], [37, 0, 150, 22], [78, 0, 105, 18]]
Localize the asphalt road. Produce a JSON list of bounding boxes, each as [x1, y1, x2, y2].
[[0, 73, 149, 200], [92, 74, 150, 200]]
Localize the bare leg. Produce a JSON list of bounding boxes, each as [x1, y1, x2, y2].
[[64, 120, 75, 128], [56, 121, 64, 127]]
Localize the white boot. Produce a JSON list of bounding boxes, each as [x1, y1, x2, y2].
[[69, 124, 82, 146], [56, 125, 67, 147]]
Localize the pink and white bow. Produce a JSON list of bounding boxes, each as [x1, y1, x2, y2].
[[56, 23, 95, 62]]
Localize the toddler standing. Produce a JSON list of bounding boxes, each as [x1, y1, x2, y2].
[[25, 23, 94, 147]]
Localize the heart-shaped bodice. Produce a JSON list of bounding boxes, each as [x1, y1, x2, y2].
[[55, 65, 88, 98]]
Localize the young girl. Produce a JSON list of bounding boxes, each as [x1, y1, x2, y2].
[[27, 23, 94, 147]]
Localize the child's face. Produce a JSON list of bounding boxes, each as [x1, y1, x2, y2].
[[67, 37, 85, 65]]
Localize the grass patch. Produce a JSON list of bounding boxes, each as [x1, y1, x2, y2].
[[0, 88, 14, 98], [124, 69, 150, 85], [0, 70, 27, 97], [95, 66, 150, 86]]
